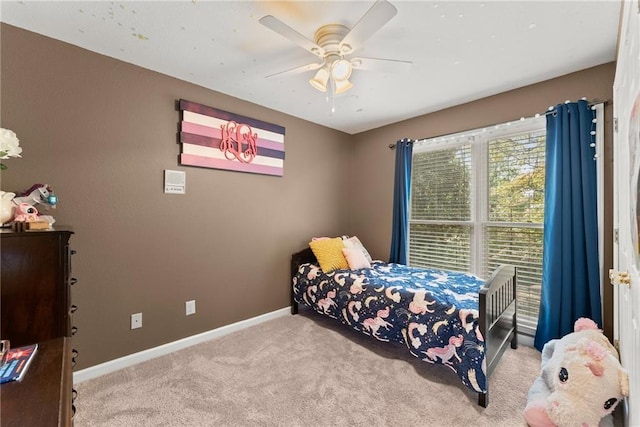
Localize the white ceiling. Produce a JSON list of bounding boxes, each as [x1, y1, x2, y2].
[[0, 0, 621, 134]]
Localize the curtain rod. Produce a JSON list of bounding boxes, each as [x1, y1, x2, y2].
[[388, 98, 611, 149]]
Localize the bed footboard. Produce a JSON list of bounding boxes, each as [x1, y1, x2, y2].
[[290, 247, 317, 315], [477, 265, 517, 407]]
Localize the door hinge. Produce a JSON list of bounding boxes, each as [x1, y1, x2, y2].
[[615, 228, 619, 243], [614, 117, 618, 133], [614, 339, 620, 351]]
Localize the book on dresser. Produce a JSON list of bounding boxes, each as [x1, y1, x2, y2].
[[0, 343, 38, 384]]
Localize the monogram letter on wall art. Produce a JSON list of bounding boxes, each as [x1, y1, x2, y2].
[[178, 99, 285, 176]]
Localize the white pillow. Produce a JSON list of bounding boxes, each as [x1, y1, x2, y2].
[[342, 236, 373, 263]]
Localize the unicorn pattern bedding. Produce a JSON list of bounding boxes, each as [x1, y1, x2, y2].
[[292, 261, 489, 394]]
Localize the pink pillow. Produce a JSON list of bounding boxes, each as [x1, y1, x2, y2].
[[342, 236, 373, 262], [342, 247, 371, 270]]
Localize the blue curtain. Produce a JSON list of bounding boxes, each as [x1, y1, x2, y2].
[[389, 139, 413, 264], [534, 100, 601, 351]]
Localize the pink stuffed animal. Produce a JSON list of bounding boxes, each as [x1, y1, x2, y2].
[[524, 318, 629, 427], [12, 202, 39, 222]]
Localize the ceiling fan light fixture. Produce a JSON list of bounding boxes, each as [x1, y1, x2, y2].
[[309, 68, 330, 92], [261, 0, 404, 102], [334, 78, 353, 94], [331, 59, 352, 81]]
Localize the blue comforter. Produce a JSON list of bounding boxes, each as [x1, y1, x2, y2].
[[293, 261, 488, 393]]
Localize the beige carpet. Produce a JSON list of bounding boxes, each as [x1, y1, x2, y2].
[[75, 310, 543, 427]]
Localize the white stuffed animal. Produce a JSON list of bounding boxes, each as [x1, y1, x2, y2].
[[523, 318, 629, 427]]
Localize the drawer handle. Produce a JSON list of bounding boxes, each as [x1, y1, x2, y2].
[[70, 277, 78, 285]]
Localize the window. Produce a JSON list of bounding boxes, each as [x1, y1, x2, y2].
[[409, 117, 546, 335]]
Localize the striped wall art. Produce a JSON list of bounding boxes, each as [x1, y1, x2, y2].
[[179, 99, 285, 176]]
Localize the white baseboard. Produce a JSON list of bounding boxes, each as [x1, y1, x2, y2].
[[518, 333, 534, 348], [73, 307, 291, 384]]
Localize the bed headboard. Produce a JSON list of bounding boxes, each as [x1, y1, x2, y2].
[[290, 247, 317, 279], [290, 247, 317, 314]]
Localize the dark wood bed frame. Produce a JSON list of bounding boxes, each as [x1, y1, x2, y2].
[[290, 247, 518, 408]]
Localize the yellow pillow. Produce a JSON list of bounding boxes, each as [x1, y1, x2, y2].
[[309, 237, 349, 273]]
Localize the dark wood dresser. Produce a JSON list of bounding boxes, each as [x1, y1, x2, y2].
[[0, 338, 73, 426], [0, 227, 77, 426]]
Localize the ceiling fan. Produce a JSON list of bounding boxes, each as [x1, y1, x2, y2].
[[259, 0, 412, 96]]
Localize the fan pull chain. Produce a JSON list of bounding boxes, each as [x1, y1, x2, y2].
[[329, 78, 336, 114]]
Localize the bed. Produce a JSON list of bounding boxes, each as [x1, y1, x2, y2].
[[290, 246, 518, 407]]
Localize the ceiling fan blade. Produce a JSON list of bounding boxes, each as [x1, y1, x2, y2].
[[350, 57, 412, 72], [265, 62, 324, 79], [259, 15, 325, 59], [339, 0, 397, 53]]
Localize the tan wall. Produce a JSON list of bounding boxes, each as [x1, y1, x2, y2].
[[0, 24, 353, 369], [350, 62, 616, 340]]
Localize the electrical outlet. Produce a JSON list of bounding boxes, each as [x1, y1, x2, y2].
[[131, 313, 142, 329], [185, 300, 196, 316]]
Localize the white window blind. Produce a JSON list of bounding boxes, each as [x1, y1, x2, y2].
[[409, 118, 546, 335], [483, 131, 546, 333], [410, 144, 471, 273]]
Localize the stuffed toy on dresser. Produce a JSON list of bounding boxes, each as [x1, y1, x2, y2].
[[523, 318, 629, 427]]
